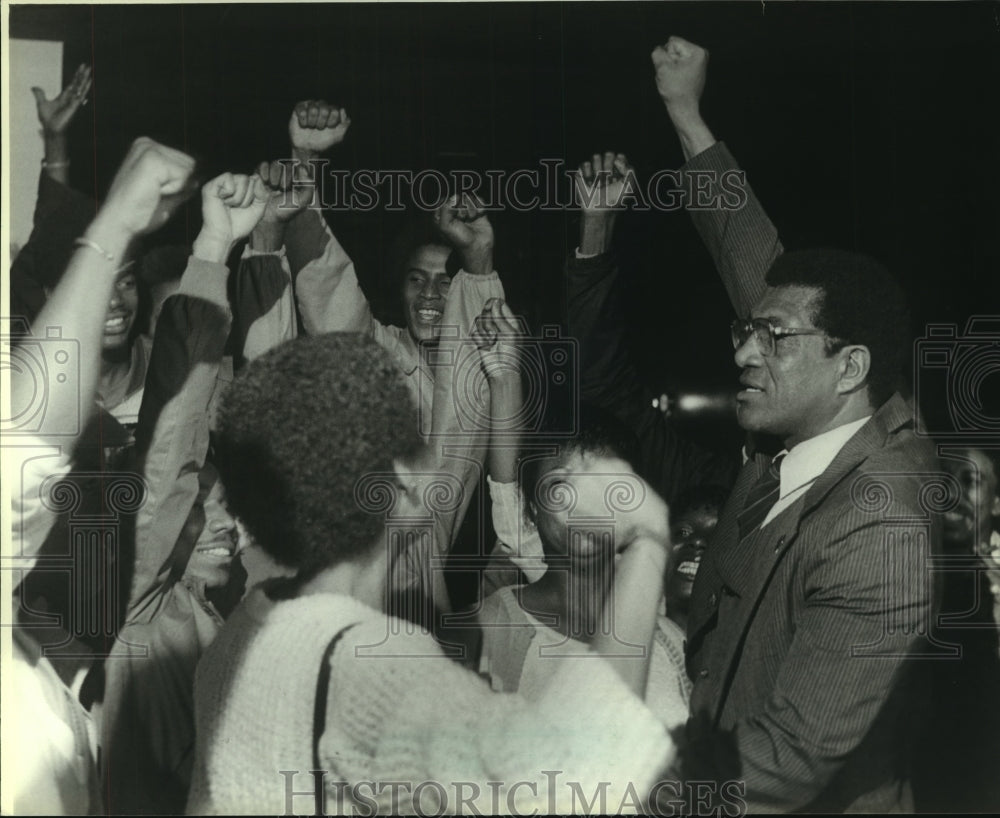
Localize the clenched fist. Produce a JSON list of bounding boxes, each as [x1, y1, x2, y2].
[[651, 36, 708, 112], [434, 193, 494, 276], [472, 298, 527, 383], [201, 173, 269, 245], [289, 100, 351, 157], [256, 159, 317, 224], [574, 151, 634, 213], [98, 137, 197, 239]]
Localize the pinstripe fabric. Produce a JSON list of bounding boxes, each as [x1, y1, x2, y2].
[[680, 143, 940, 813]]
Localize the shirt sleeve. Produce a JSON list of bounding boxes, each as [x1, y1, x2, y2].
[[487, 476, 547, 582], [287, 209, 376, 336]]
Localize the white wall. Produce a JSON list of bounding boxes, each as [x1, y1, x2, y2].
[[8, 38, 64, 256]]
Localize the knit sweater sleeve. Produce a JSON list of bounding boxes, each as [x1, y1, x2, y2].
[[319, 619, 675, 814]]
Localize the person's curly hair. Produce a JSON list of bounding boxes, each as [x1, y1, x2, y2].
[[213, 333, 423, 576], [766, 248, 912, 407]]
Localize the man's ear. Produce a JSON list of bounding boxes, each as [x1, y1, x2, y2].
[[990, 492, 1000, 518], [836, 344, 871, 395]]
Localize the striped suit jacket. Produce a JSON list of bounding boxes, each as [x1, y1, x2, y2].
[[681, 143, 942, 812]]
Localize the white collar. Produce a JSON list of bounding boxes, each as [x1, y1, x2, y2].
[[777, 415, 872, 500]]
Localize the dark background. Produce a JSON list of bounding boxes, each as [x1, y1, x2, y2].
[[10, 2, 1000, 449]]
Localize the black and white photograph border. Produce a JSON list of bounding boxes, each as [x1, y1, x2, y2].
[[2, 1, 998, 815]]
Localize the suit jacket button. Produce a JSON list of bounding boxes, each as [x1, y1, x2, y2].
[[708, 593, 718, 607], [699, 669, 710, 679]]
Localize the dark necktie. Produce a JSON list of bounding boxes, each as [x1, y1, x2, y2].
[[737, 453, 786, 541]]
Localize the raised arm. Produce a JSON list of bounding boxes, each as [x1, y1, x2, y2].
[[566, 152, 738, 505], [278, 100, 373, 335], [473, 298, 525, 483], [31, 63, 92, 186], [128, 173, 267, 619], [569, 152, 645, 432], [653, 36, 780, 317], [424, 194, 507, 510], [384, 197, 508, 612], [230, 159, 313, 364], [12, 138, 195, 453], [473, 299, 547, 582], [11, 66, 96, 326], [8, 137, 195, 602], [592, 468, 673, 699]]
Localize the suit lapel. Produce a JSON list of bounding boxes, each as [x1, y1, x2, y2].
[[693, 394, 913, 720], [796, 395, 907, 522]]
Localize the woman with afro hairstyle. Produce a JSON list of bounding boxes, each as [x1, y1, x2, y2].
[[186, 332, 677, 815]]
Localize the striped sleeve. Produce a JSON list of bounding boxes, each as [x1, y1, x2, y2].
[[681, 141, 782, 318]]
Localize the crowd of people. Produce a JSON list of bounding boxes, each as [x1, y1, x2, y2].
[[6, 33, 999, 816]]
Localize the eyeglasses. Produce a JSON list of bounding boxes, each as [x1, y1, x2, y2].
[[730, 318, 827, 357]]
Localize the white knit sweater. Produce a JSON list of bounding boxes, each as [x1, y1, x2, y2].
[[478, 586, 692, 732], [187, 588, 674, 814]]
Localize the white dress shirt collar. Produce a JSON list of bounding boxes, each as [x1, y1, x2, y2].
[[762, 414, 873, 528]]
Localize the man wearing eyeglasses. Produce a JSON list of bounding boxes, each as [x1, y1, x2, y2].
[[566, 31, 942, 810], [644, 36, 944, 813], [560, 36, 944, 814]]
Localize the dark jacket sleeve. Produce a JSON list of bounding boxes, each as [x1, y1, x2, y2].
[[566, 250, 737, 506], [128, 258, 231, 622], [230, 251, 295, 369], [11, 172, 97, 325]]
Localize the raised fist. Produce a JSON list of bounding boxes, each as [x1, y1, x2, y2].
[[472, 298, 527, 382], [434, 193, 494, 276], [574, 151, 634, 213], [99, 137, 197, 238], [256, 159, 317, 224], [651, 36, 708, 110], [200, 172, 270, 246], [32, 63, 92, 136], [289, 100, 351, 156]]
